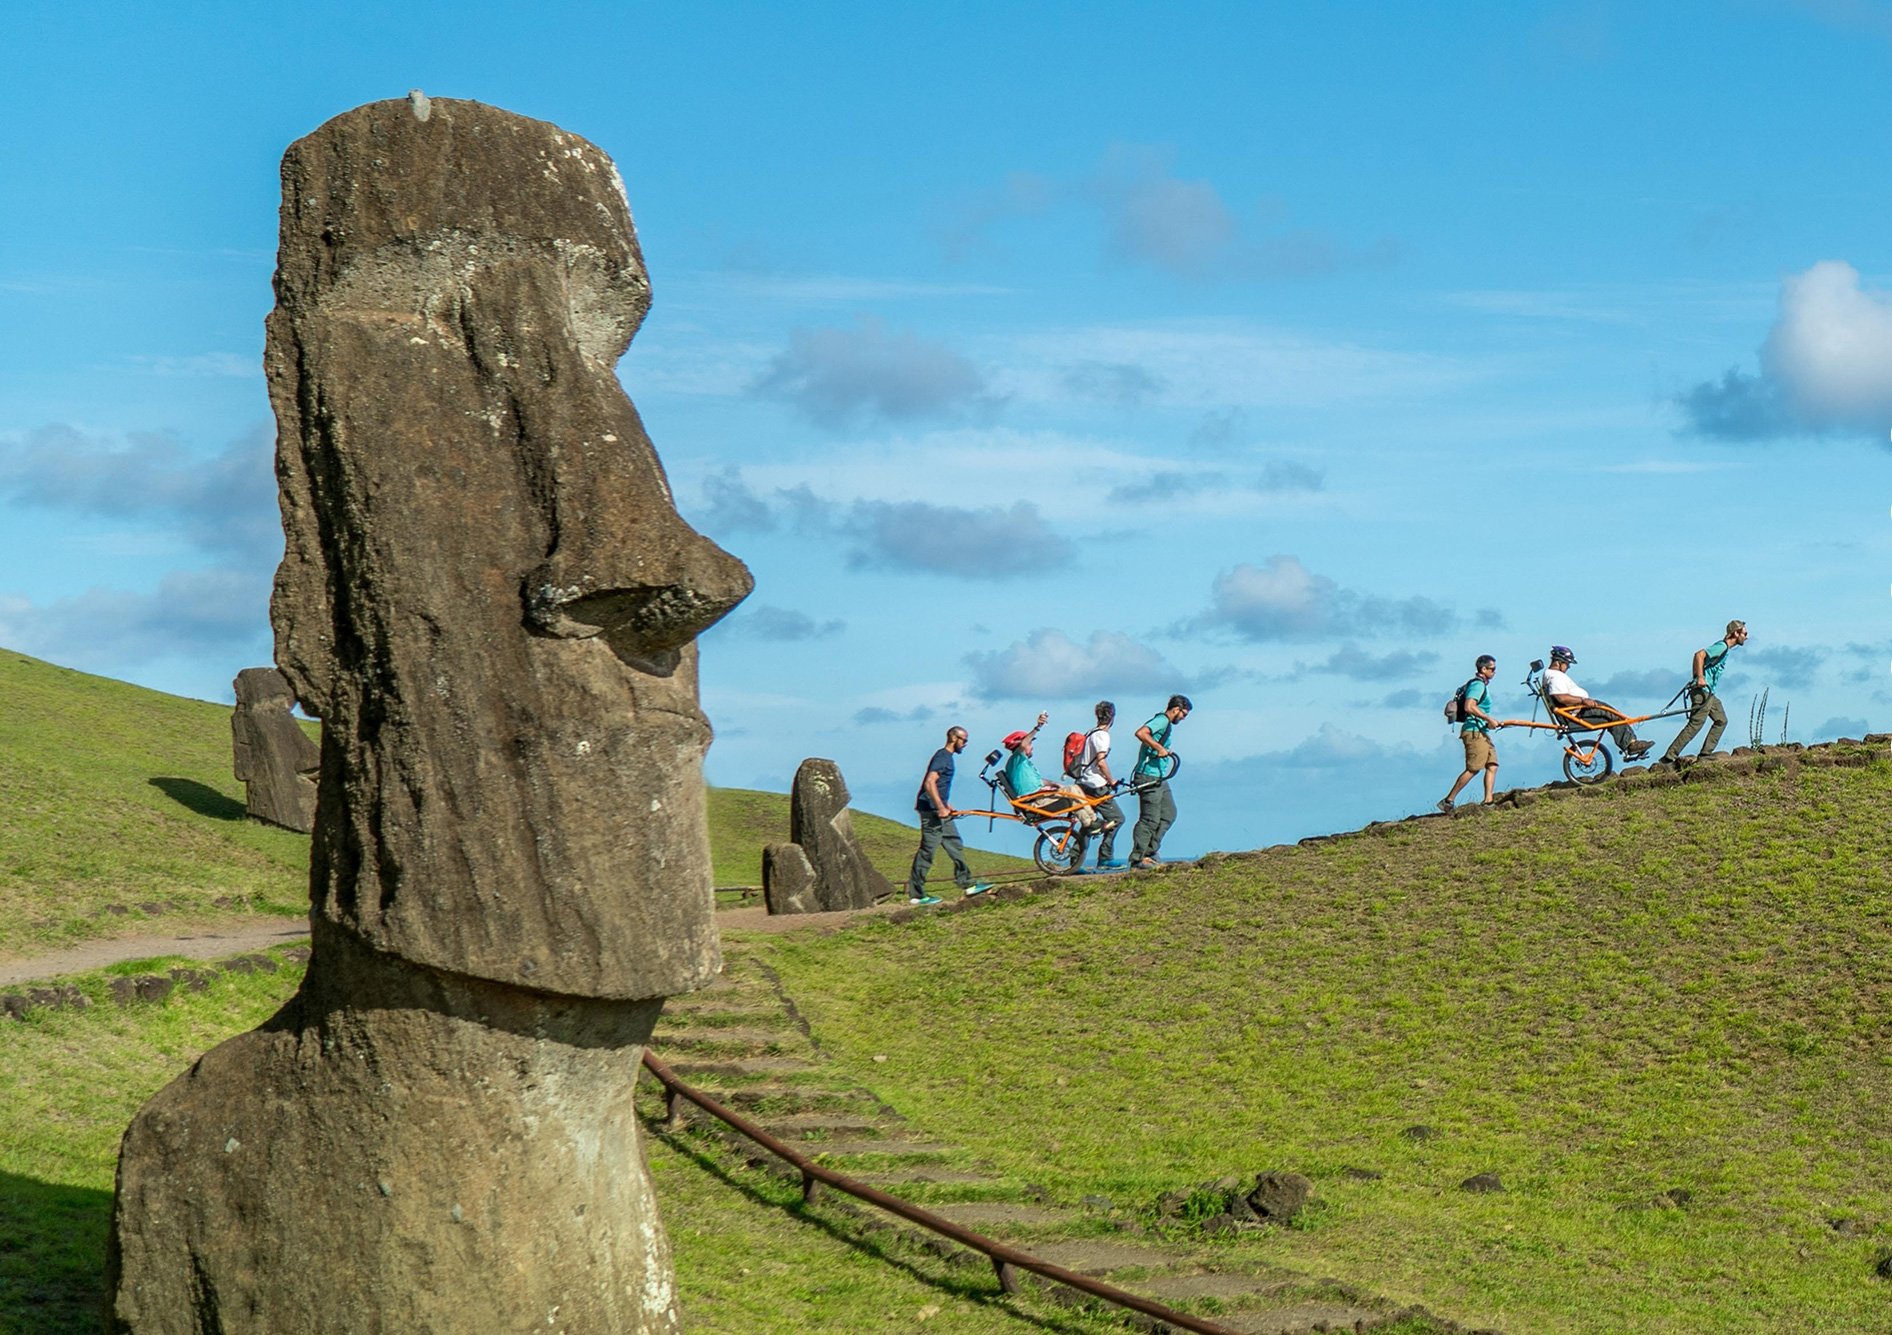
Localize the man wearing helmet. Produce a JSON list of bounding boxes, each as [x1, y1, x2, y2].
[[1541, 646, 1654, 761]]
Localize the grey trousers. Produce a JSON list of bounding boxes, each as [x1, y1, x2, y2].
[[1664, 687, 1727, 759], [1573, 702, 1641, 752], [1130, 779, 1176, 862], [1081, 788, 1124, 864], [906, 809, 972, 897]]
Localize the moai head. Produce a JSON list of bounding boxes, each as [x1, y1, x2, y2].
[[265, 98, 752, 1000]]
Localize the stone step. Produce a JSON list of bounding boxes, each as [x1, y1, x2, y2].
[[750, 1112, 889, 1139], [655, 1008, 793, 1030], [1218, 1302, 1387, 1334], [694, 1083, 877, 1112], [804, 1140, 952, 1160], [927, 1201, 1070, 1229], [664, 1056, 820, 1081], [651, 1028, 806, 1054], [852, 1168, 995, 1187], [1024, 1240, 1181, 1276]]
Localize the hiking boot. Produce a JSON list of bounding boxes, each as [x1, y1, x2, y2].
[[908, 894, 942, 906], [1626, 741, 1654, 760], [1134, 857, 1160, 869], [1436, 797, 1454, 814], [963, 882, 992, 897]]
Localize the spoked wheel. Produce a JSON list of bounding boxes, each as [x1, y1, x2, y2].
[[1033, 822, 1089, 874], [1563, 742, 1614, 785]]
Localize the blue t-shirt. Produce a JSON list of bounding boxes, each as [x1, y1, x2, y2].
[[1461, 678, 1492, 734], [1134, 713, 1173, 779], [1700, 642, 1734, 692], [1002, 749, 1046, 797], [915, 747, 955, 813]]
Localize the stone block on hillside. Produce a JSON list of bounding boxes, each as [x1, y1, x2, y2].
[[231, 666, 319, 832], [109, 96, 751, 1335], [1246, 1170, 1313, 1223], [762, 841, 819, 915], [788, 758, 894, 910]]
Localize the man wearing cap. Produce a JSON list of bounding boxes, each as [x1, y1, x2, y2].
[[1541, 647, 1654, 761], [1438, 654, 1505, 813], [1660, 620, 1748, 764]]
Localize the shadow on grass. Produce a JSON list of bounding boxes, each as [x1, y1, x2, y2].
[[0, 1170, 109, 1335], [640, 1102, 1108, 1334], [148, 777, 246, 822]]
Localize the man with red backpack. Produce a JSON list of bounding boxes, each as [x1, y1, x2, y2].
[[1064, 700, 1125, 870], [1438, 654, 1505, 813]]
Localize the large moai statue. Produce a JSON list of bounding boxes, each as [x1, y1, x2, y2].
[[106, 96, 752, 1333], [230, 666, 319, 832]]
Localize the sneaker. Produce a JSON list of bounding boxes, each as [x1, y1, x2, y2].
[[963, 883, 992, 897], [1626, 742, 1654, 760], [1096, 859, 1127, 870], [1134, 857, 1160, 869], [1436, 797, 1454, 814], [1656, 754, 1679, 767], [908, 894, 942, 906]]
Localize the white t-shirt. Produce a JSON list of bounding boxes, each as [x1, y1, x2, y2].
[[1541, 667, 1589, 701], [1074, 727, 1111, 788]]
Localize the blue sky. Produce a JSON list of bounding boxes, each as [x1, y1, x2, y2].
[[3, 1, 1888, 854]]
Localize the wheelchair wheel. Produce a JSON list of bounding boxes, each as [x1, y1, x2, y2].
[[1033, 823, 1088, 875], [1563, 742, 1614, 785]]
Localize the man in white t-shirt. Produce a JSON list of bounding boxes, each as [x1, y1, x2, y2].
[[1068, 699, 1125, 869], [1541, 645, 1652, 760]]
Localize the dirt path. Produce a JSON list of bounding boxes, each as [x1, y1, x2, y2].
[[0, 916, 310, 988]]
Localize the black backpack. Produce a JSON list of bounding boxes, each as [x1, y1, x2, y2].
[[1443, 678, 1478, 725]]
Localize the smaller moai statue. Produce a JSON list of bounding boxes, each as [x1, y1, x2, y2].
[[230, 666, 318, 832], [762, 758, 894, 912]]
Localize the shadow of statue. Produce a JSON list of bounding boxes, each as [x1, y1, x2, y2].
[[146, 778, 246, 823], [0, 1169, 113, 1333]]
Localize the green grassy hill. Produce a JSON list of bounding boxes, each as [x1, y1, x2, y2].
[[748, 742, 1892, 1333], [0, 649, 1018, 960]]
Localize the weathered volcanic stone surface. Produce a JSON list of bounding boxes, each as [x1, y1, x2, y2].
[[107, 96, 750, 1335], [230, 666, 318, 831], [787, 757, 894, 910], [762, 840, 819, 914]]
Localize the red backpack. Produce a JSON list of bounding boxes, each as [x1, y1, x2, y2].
[[1062, 731, 1089, 775]]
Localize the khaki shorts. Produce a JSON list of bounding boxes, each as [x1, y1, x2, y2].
[[1461, 731, 1497, 771]]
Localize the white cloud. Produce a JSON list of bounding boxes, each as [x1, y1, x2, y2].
[[753, 317, 996, 429], [1681, 260, 1892, 439], [1190, 555, 1458, 642], [966, 628, 1183, 700]]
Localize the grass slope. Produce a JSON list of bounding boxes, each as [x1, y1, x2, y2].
[[0, 961, 1115, 1335], [0, 649, 1019, 960], [754, 749, 1892, 1334]]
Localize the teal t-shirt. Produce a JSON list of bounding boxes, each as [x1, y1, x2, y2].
[[1460, 678, 1492, 735], [1003, 749, 1046, 796], [1134, 713, 1173, 778], [1700, 642, 1733, 692]]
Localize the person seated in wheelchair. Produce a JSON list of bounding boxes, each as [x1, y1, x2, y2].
[[1540, 645, 1654, 760], [999, 720, 1098, 828]]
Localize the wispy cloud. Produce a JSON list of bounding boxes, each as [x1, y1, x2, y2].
[[753, 317, 999, 430], [1185, 555, 1458, 642], [966, 628, 1185, 700], [711, 604, 845, 642], [0, 567, 271, 668]]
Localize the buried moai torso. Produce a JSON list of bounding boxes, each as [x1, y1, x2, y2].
[[230, 666, 319, 832], [106, 97, 751, 1334]]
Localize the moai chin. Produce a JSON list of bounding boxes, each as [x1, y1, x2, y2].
[[106, 97, 752, 1333]]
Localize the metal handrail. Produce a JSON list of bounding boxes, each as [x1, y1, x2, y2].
[[640, 1049, 1243, 1335]]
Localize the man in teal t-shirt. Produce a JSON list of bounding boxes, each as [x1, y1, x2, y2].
[[1129, 694, 1190, 866], [1438, 654, 1504, 812], [1661, 620, 1747, 763]]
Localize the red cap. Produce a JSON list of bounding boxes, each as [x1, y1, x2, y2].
[[1001, 731, 1029, 750]]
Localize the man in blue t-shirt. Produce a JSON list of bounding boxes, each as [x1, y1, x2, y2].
[[1129, 694, 1190, 867], [905, 725, 986, 904], [1438, 654, 1505, 813], [1660, 620, 1747, 764]]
